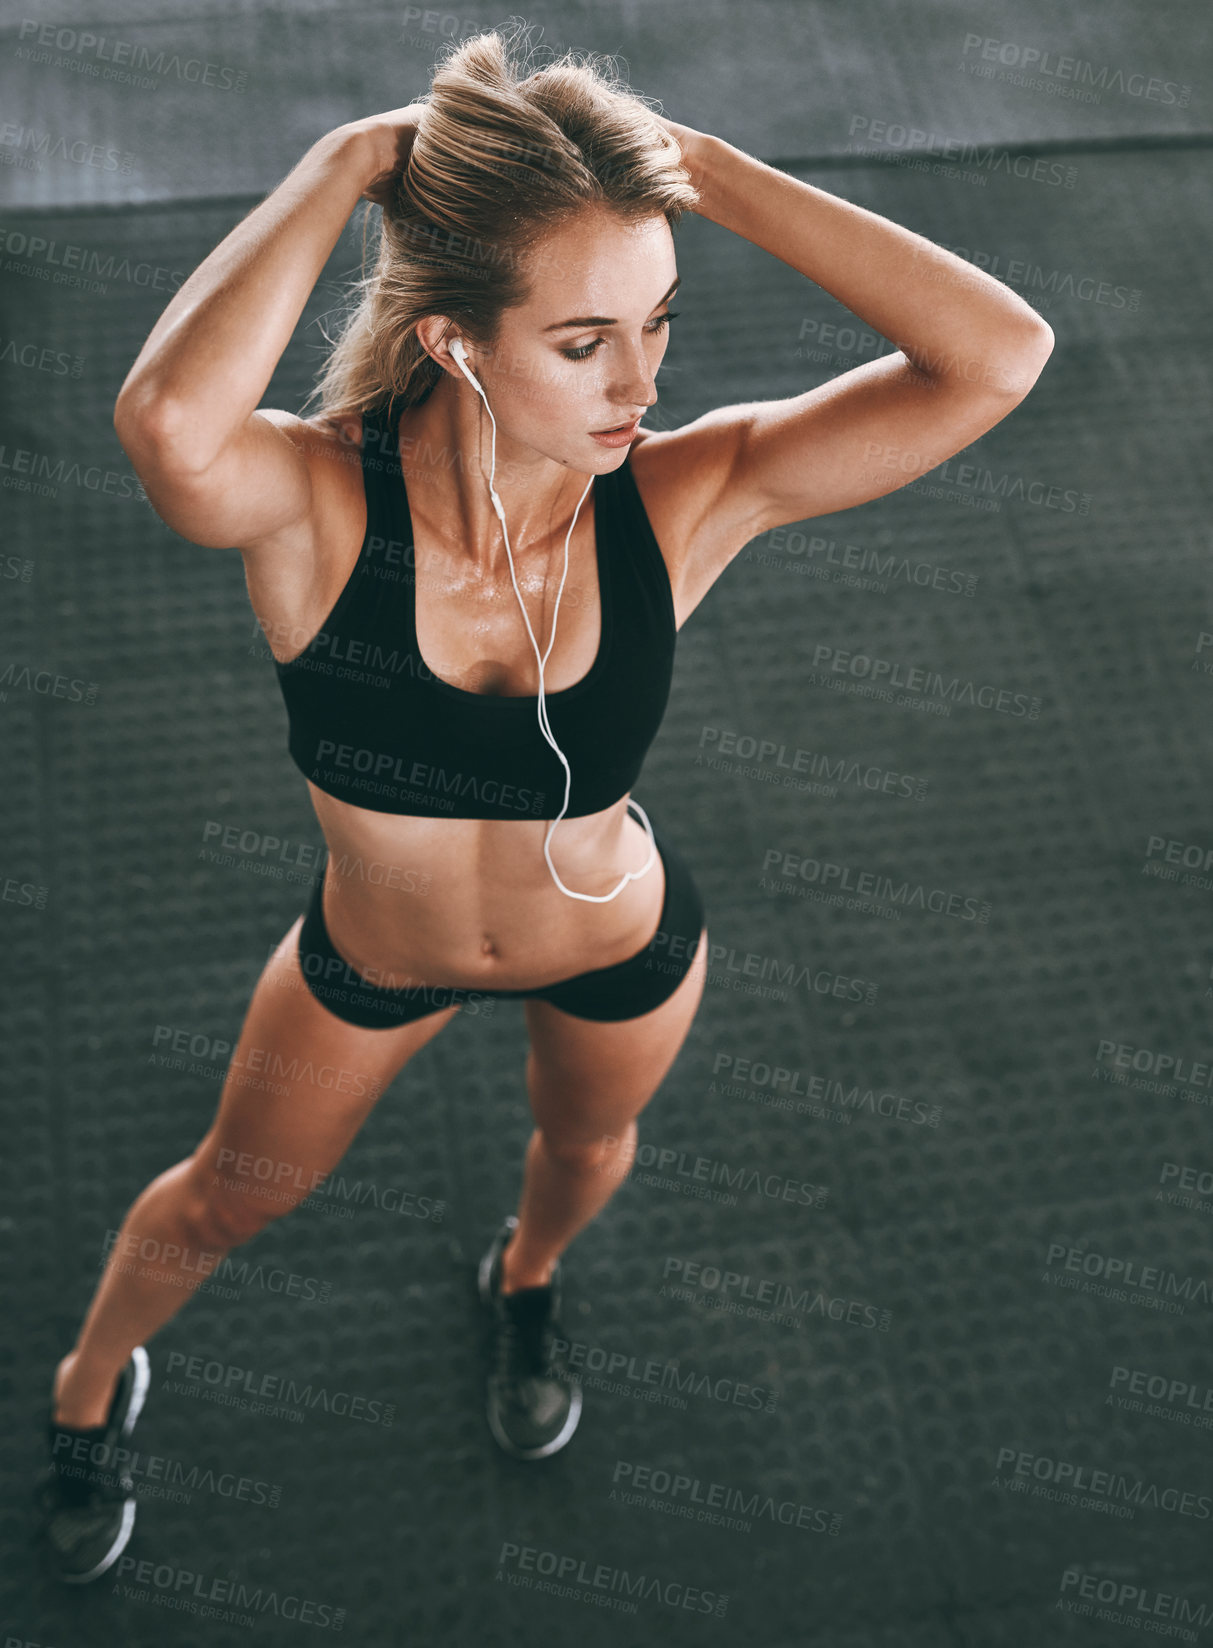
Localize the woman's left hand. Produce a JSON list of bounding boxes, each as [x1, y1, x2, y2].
[[655, 115, 709, 191]]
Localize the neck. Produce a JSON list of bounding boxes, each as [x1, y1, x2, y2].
[[397, 376, 596, 574]]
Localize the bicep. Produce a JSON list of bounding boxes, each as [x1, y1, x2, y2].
[[114, 404, 317, 552]]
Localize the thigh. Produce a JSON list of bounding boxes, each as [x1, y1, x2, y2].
[[522, 922, 709, 1152], [186, 914, 460, 1237]]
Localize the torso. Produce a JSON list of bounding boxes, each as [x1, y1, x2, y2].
[[243, 408, 720, 993]]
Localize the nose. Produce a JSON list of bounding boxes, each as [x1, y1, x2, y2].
[[610, 347, 659, 415]]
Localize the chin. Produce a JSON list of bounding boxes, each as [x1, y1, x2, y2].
[[543, 441, 626, 472]]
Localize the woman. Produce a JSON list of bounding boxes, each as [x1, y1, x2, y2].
[[36, 27, 1052, 1582]]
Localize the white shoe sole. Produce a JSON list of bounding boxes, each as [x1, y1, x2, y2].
[[487, 1379, 583, 1460], [58, 1345, 151, 1586]]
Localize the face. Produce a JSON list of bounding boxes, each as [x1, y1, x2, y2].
[[447, 205, 679, 470]]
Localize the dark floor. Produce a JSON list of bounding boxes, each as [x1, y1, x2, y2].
[[3, 2, 1213, 1644]]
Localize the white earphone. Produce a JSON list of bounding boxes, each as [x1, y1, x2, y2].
[[447, 334, 658, 903]]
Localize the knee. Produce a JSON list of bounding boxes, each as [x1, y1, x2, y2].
[[179, 1153, 294, 1249], [541, 1118, 637, 1177]]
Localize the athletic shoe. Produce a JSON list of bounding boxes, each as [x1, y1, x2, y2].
[[33, 1346, 151, 1584], [477, 1215, 582, 1459]]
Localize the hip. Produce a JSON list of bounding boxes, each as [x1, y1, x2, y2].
[[296, 818, 706, 1029]]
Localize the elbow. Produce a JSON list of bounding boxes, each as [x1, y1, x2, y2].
[[113, 379, 160, 454], [994, 319, 1055, 399], [113, 387, 198, 472], [913, 319, 1055, 400]]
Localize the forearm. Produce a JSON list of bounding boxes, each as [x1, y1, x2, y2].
[[115, 123, 389, 469], [672, 126, 1052, 393]]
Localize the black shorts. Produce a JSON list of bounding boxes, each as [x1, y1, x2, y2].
[[296, 821, 706, 1030]]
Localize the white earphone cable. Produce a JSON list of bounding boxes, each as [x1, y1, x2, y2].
[[449, 341, 657, 903]]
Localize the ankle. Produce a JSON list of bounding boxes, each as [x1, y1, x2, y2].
[[51, 1353, 118, 1431], [499, 1246, 556, 1295]]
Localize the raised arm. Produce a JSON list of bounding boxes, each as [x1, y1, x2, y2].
[[112, 112, 418, 551], [652, 119, 1055, 562]]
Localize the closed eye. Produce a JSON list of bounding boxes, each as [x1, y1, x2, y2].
[[559, 311, 680, 363]]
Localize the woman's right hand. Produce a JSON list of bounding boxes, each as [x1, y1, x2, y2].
[[345, 103, 428, 206]]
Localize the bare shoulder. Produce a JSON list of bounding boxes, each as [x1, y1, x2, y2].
[[256, 406, 364, 496], [628, 407, 765, 630], [232, 406, 366, 558]]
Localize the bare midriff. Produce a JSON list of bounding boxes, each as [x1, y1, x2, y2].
[[308, 781, 667, 991]]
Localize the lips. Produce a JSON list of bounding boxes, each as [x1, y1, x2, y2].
[[592, 417, 641, 434]]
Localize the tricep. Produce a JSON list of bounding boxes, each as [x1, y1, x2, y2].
[[113, 400, 319, 553]]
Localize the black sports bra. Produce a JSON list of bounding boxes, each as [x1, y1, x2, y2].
[[271, 402, 678, 820]]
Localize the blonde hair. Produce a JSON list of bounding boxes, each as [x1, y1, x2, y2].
[[303, 23, 699, 425]]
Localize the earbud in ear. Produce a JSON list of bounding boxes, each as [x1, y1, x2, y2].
[[449, 334, 485, 394]]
